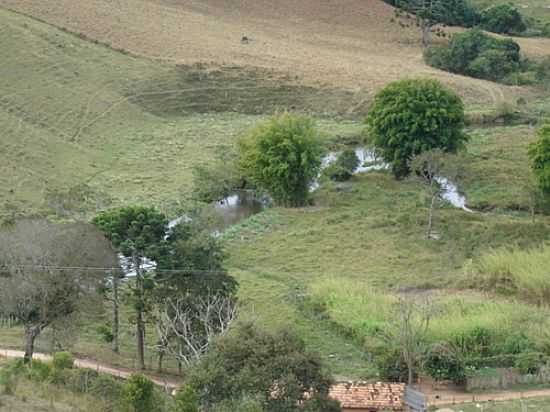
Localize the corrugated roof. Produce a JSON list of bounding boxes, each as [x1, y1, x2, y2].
[[329, 382, 406, 410]]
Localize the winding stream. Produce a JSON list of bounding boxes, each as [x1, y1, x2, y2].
[[121, 147, 470, 275]]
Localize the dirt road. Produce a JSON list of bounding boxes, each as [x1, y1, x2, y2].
[[0, 348, 180, 390]]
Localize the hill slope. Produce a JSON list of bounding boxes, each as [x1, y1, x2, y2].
[[2, 0, 547, 107]]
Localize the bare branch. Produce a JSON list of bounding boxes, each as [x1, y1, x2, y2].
[[153, 294, 237, 366]]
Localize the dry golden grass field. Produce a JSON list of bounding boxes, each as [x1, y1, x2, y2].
[[2, 0, 549, 108]]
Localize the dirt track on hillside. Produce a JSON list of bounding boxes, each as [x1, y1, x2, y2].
[[0, 349, 180, 389], [1, 0, 545, 107]]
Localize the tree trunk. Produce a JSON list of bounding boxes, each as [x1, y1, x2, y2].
[[24, 325, 41, 364], [135, 258, 146, 370], [421, 20, 431, 48], [158, 350, 164, 373], [112, 275, 120, 353], [426, 194, 437, 238], [408, 364, 414, 385]]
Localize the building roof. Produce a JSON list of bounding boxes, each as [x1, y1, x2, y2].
[[329, 382, 406, 410]]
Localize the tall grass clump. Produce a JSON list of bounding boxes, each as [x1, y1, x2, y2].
[[469, 244, 550, 305], [308, 278, 395, 340]]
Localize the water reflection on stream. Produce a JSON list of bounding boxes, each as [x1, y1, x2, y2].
[[121, 147, 470, 276]]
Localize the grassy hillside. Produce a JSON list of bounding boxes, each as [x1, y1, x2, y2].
[[1, 0, 545, 107], [1, 0, 550, 384], [222, 170, 550, 376], [0, 8, 365, 220]]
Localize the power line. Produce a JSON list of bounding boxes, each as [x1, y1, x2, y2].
[[0, 263, 231, 276]]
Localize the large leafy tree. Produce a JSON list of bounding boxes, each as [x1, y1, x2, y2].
[[528, 123, 550, 194], [186, 323, 340, 412], [237, 113, 322, 207], [0, 220, 117, 363], [367, 79, 467, 178], [92, 206, 168, 370]]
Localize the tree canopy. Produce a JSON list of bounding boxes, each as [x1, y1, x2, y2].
[[529, 123, 550, 194], [237, 114, 322, 207], [154, 219, 237, 297], [93, 206, 168, 370], [366, 79, 467, 178], [186, 323, 340, 412], [0, 220, 117, 363], [92, 205, 168, 259]]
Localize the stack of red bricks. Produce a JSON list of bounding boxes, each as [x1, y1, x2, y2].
[[329, 382, 406, 411]]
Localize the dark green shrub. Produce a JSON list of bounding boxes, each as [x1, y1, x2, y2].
[[174, 385, 200, 412], [468, 49, 519, 81], [89, 373, 122, 401], [366, 79, 466, 178], [302, 394, 342, 412], [0, 360, 24, 395], [96, 324, 114, 343], [210, 396, 265, 412], [515, 352, 546, 374], [502, 333, 536, 355], [424, 343, 465, 384], [528, 123, 550, 194], [237, 113, 322, 207], [423, 46, 452, 71], [424, 29, 521, 82], [375, 348, 410, 382], [121, 374, 157, 412], [325, 149, 360, 181], [480, 4, 527, 34], [26, 359, 52, 382], [52, 352, 74, 370], [49, 367, 69, 385], [186, 323, 335, 411], [386, 0, 480, 27]]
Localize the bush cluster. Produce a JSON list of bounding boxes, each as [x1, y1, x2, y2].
[[479, 4, 527, 34], [0, 357, 166, 412], [385, 0, 480, 27], [324, 149, 360, 182], [184, 323, 339, 411], [529, 123, 550, 194], [424, 29, 521, 82], [422, 328, 549, 383]]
